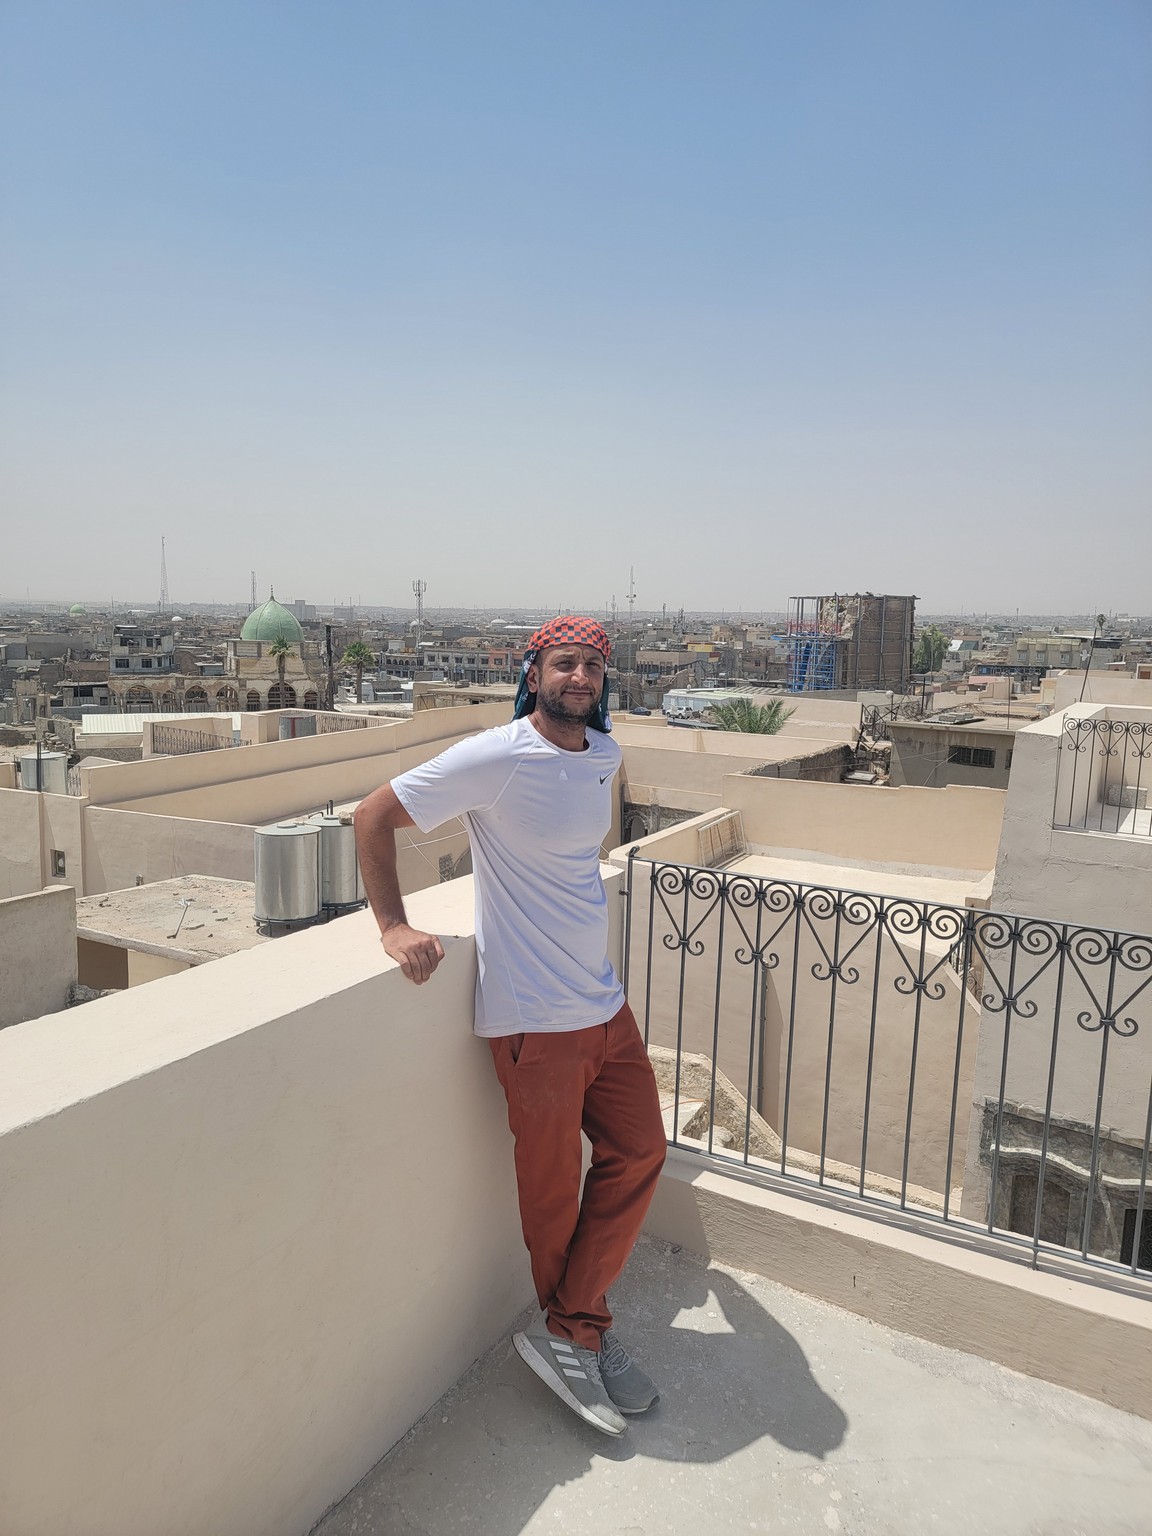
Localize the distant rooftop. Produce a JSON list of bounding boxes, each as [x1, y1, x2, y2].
[[75, 876, 266, 965]]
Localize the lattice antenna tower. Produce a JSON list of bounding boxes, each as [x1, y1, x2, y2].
[[251, 570, 258, 608], [412, 578, 427, 649], [159, 536, 169, 613]]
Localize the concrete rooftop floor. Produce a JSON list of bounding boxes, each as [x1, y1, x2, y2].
[[312, 1236, 1152, 1536]]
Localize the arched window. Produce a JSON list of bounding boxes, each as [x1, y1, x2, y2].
[[185, 686, 208, 712], [246, 690, 262, 711], [268, 683, 297, 708], [216, 685, 239, 711], [303, 689, 319, 710], [125, 686, 154, 711]]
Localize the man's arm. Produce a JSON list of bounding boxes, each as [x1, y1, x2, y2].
[[353, 783, 446, 985]]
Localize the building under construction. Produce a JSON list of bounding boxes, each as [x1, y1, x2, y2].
[[787, 594, 916, 692]]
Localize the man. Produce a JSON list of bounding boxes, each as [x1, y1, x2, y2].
[[354, 616, 667, 1436]]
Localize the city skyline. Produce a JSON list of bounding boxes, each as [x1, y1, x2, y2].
[[3, 2, 1150, 611]]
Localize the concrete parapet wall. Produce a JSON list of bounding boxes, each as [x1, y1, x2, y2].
[[0, 788, 43, 897], [722, 774, 1004, 875], [0, 883, 532, 1536], [1053, 675, 1152, 710], [0, 885, 76, 1027], [81, 700, 511, 824], [82, 806, 256, 894]]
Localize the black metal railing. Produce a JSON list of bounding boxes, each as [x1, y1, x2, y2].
[[1054, 716, 1152, 837], [622, 851, 1152, 1285]]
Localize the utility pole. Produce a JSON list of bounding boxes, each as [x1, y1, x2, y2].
[[628, 567, 636, 630]]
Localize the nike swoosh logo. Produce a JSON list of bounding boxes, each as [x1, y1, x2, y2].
[[600, 773, 611, 785]]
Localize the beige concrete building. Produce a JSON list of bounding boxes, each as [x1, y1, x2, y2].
[[887, 712, 1033, 790]]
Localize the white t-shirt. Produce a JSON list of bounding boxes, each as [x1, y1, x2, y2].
[[390, 717, 625, 1037]]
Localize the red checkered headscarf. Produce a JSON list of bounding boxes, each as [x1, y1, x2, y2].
[[525, 615, 611, 663], [513, 615, 613, 732]]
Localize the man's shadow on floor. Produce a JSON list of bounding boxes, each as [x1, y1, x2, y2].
[[317, 1236, 848, 1536]]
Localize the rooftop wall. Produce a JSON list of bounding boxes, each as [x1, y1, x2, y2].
[[80, 701, 511, 825], [0, 881, 534, 1536], [1051, 675, 1152, 711], [0, 788, 42, 897], [0, 885, 76, 1027], [620, 729, 854, 814], [721, 775, 1003, 876]]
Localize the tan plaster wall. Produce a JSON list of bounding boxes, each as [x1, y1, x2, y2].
[[81, 701, 511, 824], [621, 742, 806, 809], [0, 763, 16, 790], [82, 807, 256, 895], [0, 883, 533, 1536], [38, 791, 84, 892], [1053, 674, 1152, 710], [0, 885, 77, 1027], [0, 788, 43, 897], [722, 775, 1004, 875]]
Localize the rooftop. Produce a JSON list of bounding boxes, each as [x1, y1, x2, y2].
[[891, 713, 1036, 736], [75, 875, 266, 964], [315, 1235, 1152, 1536]]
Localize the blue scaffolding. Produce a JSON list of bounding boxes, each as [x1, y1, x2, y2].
[[787, 596, 842, 692]]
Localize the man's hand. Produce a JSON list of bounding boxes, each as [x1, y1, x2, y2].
[[380, 923, 446, 985]]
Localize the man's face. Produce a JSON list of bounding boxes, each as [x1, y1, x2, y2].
[[529, 644, 607, 726]]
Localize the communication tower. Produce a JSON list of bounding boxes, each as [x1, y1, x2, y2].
[[412, 578, 427, 650], [159, 537, 169, 613]]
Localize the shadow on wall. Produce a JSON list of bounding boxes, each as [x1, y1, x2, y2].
[[314, 1237, 848, 1535]]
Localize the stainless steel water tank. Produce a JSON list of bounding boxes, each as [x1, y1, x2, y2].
[[18, 750, 68, 795], [314, 811, 364, 908], [254, 823, 321, 924]]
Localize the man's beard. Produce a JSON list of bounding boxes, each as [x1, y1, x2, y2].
[[536, 683, 599, 727]]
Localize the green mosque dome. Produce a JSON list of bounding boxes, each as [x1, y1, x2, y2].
[[68, 603, 87, 616], [240, 593, 304, 645]]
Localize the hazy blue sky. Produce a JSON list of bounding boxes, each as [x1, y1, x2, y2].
[[2, 1, 1149, 614]]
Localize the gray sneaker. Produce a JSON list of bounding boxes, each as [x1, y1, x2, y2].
[[599, 1328, 659, 1414], [512, 1320, 627, 1436]]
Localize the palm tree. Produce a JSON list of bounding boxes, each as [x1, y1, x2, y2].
[[340, 641, 376, 706], [913, 625, 948, 674], [706, 697, 796, 734], [268, 637, 293, 709]]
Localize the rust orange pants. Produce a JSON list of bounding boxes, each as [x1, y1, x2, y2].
[[488, 1002, 667, 1350]]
